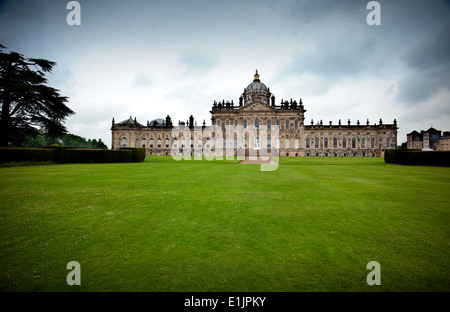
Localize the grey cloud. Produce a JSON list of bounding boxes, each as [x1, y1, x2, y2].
[[133, 72, 154, 88], [404, 23, 450, 70], [178, 51, 218, 74], [396, 23, 450, 104]]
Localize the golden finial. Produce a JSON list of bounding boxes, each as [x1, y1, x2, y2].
[[254, 69, 260, 81]]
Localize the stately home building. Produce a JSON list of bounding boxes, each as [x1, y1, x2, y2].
[[112, 71, 398, 157], [407, 128, 450, 151]]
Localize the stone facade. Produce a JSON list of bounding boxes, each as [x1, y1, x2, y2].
[[112, 71, 398, 157], [407, 128, 450, 151]]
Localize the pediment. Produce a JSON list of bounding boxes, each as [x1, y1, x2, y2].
[[239, 102, 274, 112]]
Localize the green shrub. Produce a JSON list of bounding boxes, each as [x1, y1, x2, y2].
[[0, 147, 55, 163], [0, 147, 145, 164], [385, 149, 450, 167]]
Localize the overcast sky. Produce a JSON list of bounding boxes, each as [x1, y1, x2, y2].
[[1, 0, 449, 147]]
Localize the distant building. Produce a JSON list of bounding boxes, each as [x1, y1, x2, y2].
[[407, 128, 450, 151], [112, 71, 398, 157]]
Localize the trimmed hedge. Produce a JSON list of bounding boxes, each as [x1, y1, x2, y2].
[[384, 149, 450, 167], [0, 147, 146, 164], [0, 147, 55, 163]]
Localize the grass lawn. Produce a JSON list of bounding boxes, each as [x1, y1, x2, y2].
[[0, 156, 449, 291]]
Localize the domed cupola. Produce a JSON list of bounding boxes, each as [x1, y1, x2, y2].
[[242, 70, 271, 105]]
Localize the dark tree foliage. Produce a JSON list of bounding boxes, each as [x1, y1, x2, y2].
[[0, 44, 74, 147], [21, 131, 107, 149], [61, 133, 107, 149]]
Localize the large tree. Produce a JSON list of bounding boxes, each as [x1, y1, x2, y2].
[[0, 44, 74, 147]]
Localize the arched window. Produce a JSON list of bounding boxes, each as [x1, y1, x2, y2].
[[157, 138, 162, 148], [333, 138, 338, 149], [197, 138, 202, 149], [216, 120, 221, 127], [324, 138, 328, 149], [362, 138, 366, 149], [181, 138, 185, 148], [315, 137, 319, 149], [343, 138, 347, 149], [216, 137, 221, 148], [267, 119, 271, 130], [141, 138, 146, 148], [244, 136, 248, 148], [255, 119, 259, 129], [149, 138, 154, 148], [255, 137, 260, 149], [165, 138, 170, 148], [371, 138, 375, 149], [285, 119, 290, 130], [121, 137, 128, 147], [306, 138, 310, 149], [387, 137, 391, 148], [243, 119, 247, 129], [172, 138, 177, 148], [285, 138, 290, 149], [234, 137, 238, 148], [295, 138, 299, 148], [352, 138, 356, 149], [295, 119, 299, 130]]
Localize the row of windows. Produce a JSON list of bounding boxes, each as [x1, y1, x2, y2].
[[122, 136, 391, 149], [217, 118, 299, 130], [305, 137, 392, 149]]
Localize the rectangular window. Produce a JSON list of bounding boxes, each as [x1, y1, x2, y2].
[[315, 138, 319, 149], [285, 119, 290, 130], [295, 119, 299, 130], [362, 138, 366, 149], [387, 137, 391, 148], [343, 138, 347, 149], [324, 138, 328, 149], [306, 138, 310, 149], [267, 119, 271, 130]]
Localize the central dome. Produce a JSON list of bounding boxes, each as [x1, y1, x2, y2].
[[245, 70, 269, 92]]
